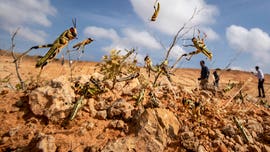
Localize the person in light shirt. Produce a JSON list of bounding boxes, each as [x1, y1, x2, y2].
[[255, 66, 265, 98]]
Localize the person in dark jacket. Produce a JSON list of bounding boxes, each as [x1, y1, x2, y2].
[[213, 70, 219, 88], [198, 60, 209, 89]]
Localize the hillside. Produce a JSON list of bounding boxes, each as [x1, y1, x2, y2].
[[0, 50, 269, 152]]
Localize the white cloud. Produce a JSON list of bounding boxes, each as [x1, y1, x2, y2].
[[170, 45, 187, 60], [17, 27, 47, 44], [0, 0, 56, 43], [226, 25, 270, 63], [84, 26, 162, 52], [130, 0, 219, 39], [200, 27, 220, 41], [84, 26, 164, 65], [230, 66, 244, 71], [84, 26, 119, 40], [122, 28, 162, 50]]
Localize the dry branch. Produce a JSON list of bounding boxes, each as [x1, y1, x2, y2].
[[222, 78, 252, 109], [168, 8, 201, 71], [215, 51, 242, 78], [10, 28, 25, 90], [170, 53, 187, 69], [145, 8, 200, 87], [165, 8, 198, 61], [66, 50, 74, 81], [98, 49, 139, 89]]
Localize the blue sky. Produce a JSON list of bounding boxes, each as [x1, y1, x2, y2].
[[1, 0, 270, 73]]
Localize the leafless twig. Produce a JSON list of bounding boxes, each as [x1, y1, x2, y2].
[[152, 8, 199, 86], [165, 8, 198, 61], [222, 78, 252, 109], [10, 28, 25, 89]]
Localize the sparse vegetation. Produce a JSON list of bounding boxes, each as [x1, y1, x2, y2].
[[10, 28, 25, 90], [0, 10, 269, 152], [96, 48, 140, 89]]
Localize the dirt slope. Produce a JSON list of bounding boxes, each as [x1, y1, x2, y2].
[[0, 50, 269, 151]]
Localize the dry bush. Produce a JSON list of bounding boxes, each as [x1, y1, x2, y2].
[[97, 49, 140, 89]]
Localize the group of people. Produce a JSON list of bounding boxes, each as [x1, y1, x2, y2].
[[197, 60, 266, 98]]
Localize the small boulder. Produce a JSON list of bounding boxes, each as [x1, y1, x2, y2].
[[107, 98, 134, 120]]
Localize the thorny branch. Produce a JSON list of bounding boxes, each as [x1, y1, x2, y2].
[[151, 8, 199, 86], [165, 8, 198, 61], [66, 49, 75, 81], [11, 28, 25, 90], [217, 51, 242, 78], [222, 78, 252, 109]]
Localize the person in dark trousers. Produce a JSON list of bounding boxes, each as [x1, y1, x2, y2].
[[213, 70, 219, 88], [255, 66, 265, 98], [198, 60, 209, 89]]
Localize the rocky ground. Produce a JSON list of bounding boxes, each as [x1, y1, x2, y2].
[[0, 50, 270, 152]]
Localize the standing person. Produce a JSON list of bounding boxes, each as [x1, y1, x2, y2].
[[255, 66, 265, 98], [198, 60, 209, 89], [213, 70, 219, 88]]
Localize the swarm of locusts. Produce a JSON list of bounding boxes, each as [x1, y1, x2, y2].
[[14, 19, 77, 69], [13, 19, 94, 78], [9, 12, 217, 123]]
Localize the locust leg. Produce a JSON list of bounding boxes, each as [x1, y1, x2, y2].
[[171, 53, 187, 69], [13, 44, 53, 63], [186, 50, 200, 61], [147, 67, 151, 78], [36, 66, 45, 83]]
